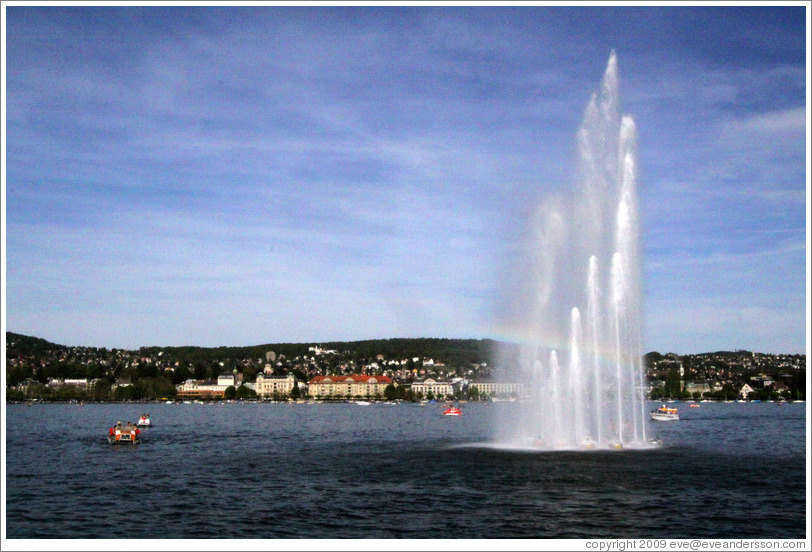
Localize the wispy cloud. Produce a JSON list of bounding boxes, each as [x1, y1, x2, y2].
[[724, 106, 806, 135], [4, 6, 807, 352]]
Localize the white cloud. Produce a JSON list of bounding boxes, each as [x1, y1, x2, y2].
[[726, 107, 806, 135]]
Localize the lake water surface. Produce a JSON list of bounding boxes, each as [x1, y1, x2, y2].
[[4, 400, 807, 539]]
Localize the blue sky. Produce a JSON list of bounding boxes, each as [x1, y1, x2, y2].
[[3, 4, 808, 354]]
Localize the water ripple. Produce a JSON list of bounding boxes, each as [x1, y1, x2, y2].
[[5, 402, 806, 538]]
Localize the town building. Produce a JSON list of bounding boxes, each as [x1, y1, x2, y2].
[[469, 381, 524, 398], [684, 382, 712, 396], [176, 371, 241, 399], [14, 378, 43, 396], [255, 372, 300, 399], [739, 383, 755, 399], [410, 378, 453, 399], [47, 378, 92, 390], [308, 375, 393, 399]]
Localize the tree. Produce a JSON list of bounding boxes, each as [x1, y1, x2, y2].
[[6, 388, 26, 402], [384, 383, 398, 400], [223, 385, 237, 400], [113, 385, 137, 401], [665, 369, 682, 398], [193, 363, 207, 380], [290, 380, 301, 400], [236, 385, 256, 399], [173, 364, 191, 385]]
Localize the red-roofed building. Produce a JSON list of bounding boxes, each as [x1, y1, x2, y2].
[[308, 374, 393, 399]]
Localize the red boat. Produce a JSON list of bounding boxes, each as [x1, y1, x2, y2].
[[442, 406, 463, 416], [108, 426, 141, 445]]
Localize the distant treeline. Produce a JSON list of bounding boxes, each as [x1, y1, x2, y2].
[[6, 331, 796, 370], [143, 337, 498, 367], [5, 332, 501, 368]]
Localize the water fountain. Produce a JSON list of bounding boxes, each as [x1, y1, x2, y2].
[[495, 51, 650, 450]]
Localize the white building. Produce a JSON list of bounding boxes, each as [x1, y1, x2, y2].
[[218, 373, 236, 387], [469, 381, 524, 398], [410, 378, 453, 399], [739, 383, 755, 399], [48, 378, 90, 389], [255, 373, 301, 398], [176, 374, 239, 399]]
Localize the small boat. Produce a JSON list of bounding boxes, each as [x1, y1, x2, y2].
[[442, 406, 463, 416], [689, 403, 700, 408], [108, 427, 141, 445], [650, 404, 679, 421], [136, 415, 152, 427], [354, 401, 371, 406]]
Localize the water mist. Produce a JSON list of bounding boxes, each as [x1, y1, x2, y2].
[[495, 51, 650, 450]]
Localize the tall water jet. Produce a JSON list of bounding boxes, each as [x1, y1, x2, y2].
[[495, 51, 649, 450]]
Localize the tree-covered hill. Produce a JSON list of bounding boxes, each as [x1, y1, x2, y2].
[[5, 332, 500, 371]]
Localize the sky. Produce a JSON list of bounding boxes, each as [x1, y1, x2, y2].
[[2, 2, 809, 355]]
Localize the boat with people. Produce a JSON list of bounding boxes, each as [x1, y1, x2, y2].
[[108, 422, 141, 445], [442, 406, 463, 416], [650, 404, 679, 421], [136, 414, 152, 427]]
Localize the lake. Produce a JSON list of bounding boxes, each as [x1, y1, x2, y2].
[[4, 400, 807, 539]]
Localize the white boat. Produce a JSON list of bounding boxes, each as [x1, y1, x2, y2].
[[354, 401, 371, 406], [136, 415, 152, 427], [650, 404, 679, 421]]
